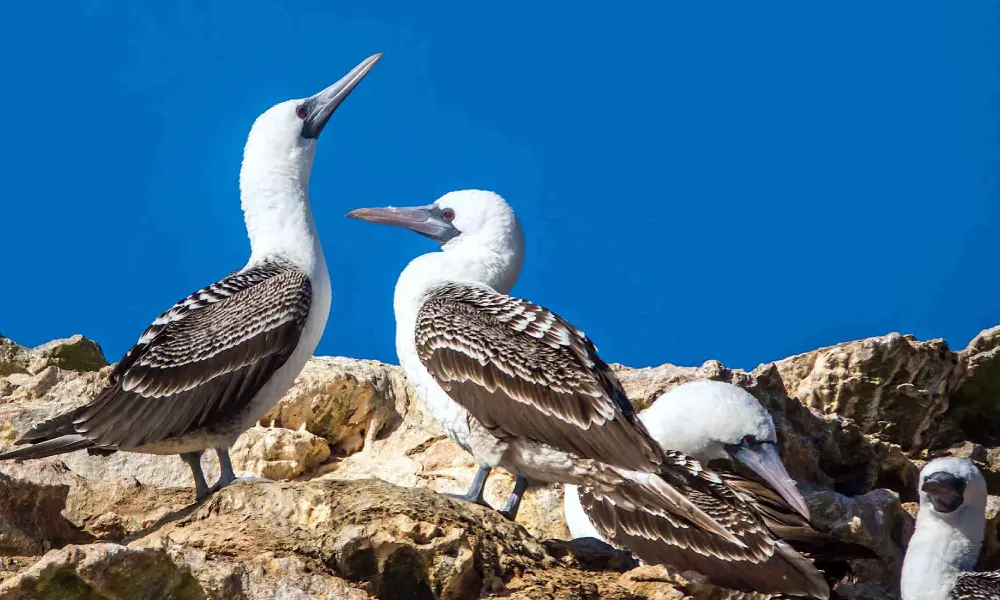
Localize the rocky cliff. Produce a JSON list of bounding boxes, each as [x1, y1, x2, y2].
[[2, 327, 1000, 599]]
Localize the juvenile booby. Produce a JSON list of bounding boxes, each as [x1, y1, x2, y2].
[[347, 190, 826, 596], [0, 54, 381, 500], [901, 457, 998, 600], [565, 380, 877, 593]]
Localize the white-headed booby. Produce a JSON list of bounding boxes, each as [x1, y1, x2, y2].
[[0, 54, 381, 500], [901, 457, 998, 600], [346, 190, 827, 597], [566, 380, 877, 596]]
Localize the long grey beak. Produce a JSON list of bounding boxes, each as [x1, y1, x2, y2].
[[301, 53, 382, 139], [346, 204, 460, 244], [729, 442, 810, 520]]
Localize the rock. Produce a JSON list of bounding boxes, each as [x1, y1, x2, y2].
[[0, 336, 30, 377], [947, 326, 1000, 449], [32, 334, 107, 373], [261, 357, 407, 456], [768, 333, 960, 452], [0, 471, 91, 556], [0, 543, 206, 600], [8, 325, 1000, 598], [231, 424, 331, 480]]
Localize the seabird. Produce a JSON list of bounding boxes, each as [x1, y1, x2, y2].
[[565, 380, 877, 595], [0, 53, 381, 500], [901, 457, 998, 600], [346, 190, 819, 576]]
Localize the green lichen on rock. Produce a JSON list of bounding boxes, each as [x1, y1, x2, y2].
[[0, 334, 30, 377], [33, 335, 107, 373]]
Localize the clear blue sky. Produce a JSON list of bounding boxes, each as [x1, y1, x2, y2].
[[1, 2, 998, 370]]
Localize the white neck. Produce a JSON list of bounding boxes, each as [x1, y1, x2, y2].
[[239, 147, 324, 277], [901, 503, 984, 600]]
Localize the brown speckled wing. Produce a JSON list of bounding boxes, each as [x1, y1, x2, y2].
[[414, 281, 664, 472], [16, 258, 312, 451]]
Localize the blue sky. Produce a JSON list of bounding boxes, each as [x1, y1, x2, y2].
[[1, 2, 998, 370]]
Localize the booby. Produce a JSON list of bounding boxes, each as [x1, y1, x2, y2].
[[901, 457, 998, 600], [565, 380, 877, 594], [346, 190, 825, 593], [0, 53, 381, 501]]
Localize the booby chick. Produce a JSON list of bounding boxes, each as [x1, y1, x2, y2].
[[346, 190, 827, 598], [565, 380, 877, 594], [0, 54, 381, 501], [901, 457, 998, 600]]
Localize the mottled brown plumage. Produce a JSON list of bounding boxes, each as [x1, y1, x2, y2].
[[952, 571, 1000, 600], [413, 282, 824, 590], [3, 259, 312, 457]]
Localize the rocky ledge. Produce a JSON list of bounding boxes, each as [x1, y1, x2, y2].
[[2, 327, 1000, 599]]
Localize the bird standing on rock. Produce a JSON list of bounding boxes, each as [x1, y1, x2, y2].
[[346, 190, 825, 599], [0, 53, 381, 501], [565, 380, 878, 597]]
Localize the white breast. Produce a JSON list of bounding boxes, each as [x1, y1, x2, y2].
[[563, 484, 607, 540], [238, 259, 332, 435]]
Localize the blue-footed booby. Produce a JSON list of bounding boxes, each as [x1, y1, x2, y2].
[[565, 380, 877, 597], [0, 53, 381, 500], [902, 457, 998, 600], [345, 191, 825, 585]]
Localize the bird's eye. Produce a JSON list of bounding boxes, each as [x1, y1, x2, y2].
[[743, 435, 758, 447], [442, 208, 456, 221], [296, 105, 308, 120]]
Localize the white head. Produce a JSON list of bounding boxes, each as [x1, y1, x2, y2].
[[346, 189, 526, 294], [901, 457, 988, 600], [240, 53, 380, 265], [916, 457, 987, 535], [640, 380, 809, 519]]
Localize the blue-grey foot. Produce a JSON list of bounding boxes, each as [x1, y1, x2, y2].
[[181, 451, 210, 501], [499, 475, 528, 521], [207, 447, 273, 492], [444, 465, 491, 508]]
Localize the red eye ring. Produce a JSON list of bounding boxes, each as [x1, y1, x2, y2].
[[296, 106, 308, 119], [742, 435, 758, 447], [442, 208, 455, 221]]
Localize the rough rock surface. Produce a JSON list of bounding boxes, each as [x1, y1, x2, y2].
[[2, 328, 1000, 598]]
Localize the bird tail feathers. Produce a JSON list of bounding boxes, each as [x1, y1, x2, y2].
[[0, 435, 95, 460], [613, 469, 746, 548]]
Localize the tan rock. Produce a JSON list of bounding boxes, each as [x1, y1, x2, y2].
[[231, 424, 331, 480], [32, 334, 107, 373], [261, 356, 409, 456], [0, 543, 206, 599], [0, 336, 30, 377], [769, 333, 960, 451]]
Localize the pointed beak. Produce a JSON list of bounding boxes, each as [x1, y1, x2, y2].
[[346, 204, 460, 244], [301, 53, 382, 139], [728, 442, 810, 520]]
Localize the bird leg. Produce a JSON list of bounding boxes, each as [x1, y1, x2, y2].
[[215, 447, 237, 488], [210, 447, 273, 492], [181, 451, 210, 501], [444, 465, 491, 507], [500, 475, 529, 521]]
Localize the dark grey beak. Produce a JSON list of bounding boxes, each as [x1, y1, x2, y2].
[[922, 471, 967, 513], [346, 204, 460, 244], [301, 53, 381, 139], [728, 442, 810, 520]]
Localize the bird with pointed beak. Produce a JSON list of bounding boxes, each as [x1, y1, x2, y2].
[[346, 190, 832, 599], [0, 54, 381, 501]]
